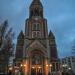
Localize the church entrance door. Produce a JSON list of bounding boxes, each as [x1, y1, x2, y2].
[[30, 50, 44, 75], [31, 65, 42, 75]]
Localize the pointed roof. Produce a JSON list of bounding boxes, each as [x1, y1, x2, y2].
[[26, 40, 46, 49], [26, 40, 47, 56], [49, 30, 55, 39], [30, 0, 43, 8], [33, 0, 40, 3], [17, 30, 24, 39]]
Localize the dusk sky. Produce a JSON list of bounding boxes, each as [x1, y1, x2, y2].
[[0, 0, 75, 58]]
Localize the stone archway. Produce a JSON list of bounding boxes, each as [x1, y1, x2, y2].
[[29, 50, 46, 75]]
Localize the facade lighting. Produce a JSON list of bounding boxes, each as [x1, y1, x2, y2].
[[46, 65, 48, 67], [49, 64, 52, 67], [32, 67, 35, 69], [38, 67, 41, 69], [9, 67, 12, 71], [21, 64, 23, 67], [62, 64, 67, 67], [68, 68, 71, 70], [24, 64, 26, 67]]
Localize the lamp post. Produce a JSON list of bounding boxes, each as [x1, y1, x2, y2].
[[49, 64, 52, 74], [68, 67, 73, 75], [20, 64, 26, 75], [46, 64, 52, 75], [8, 67, 12, 75], [62, 64, 68, 75]]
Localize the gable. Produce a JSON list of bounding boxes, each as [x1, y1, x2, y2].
[[26, 40, 46, 51]]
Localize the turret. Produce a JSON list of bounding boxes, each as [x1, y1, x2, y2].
[[49, 30, 58, 61], [15, 31, 24, 59]]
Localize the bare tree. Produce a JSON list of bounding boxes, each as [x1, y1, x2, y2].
[[0, 20, 15, 73]]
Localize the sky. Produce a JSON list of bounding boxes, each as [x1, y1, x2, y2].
[[0, 0, 75, 58]]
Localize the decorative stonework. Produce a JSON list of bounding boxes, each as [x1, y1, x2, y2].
[[15, 0, 59, 75]]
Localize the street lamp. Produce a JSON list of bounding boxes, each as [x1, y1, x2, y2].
[[49, 64, 52, 67], [46, 64, 52, 75], [49, 64, 52, 74], [24, 64, 26, 67], [68, 67, 73, 75], [62, 64, 67, 67], [38, 66, 41, 69], [20, 64, 23, 67], [20, 64, 26, 67], [9, 67, 13, 71], [20, 64, 26, 75], [32, 66, 35, 69], [62, 64, 68, 75], [46, 65, 48, 67], [68, 67, 71, 70], [8, 67, 13, 75]]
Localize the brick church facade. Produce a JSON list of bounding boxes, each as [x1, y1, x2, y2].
[[15, 0, 60, 75]]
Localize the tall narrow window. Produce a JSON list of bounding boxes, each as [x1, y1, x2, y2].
[[32, 23, 40, 30], [32, 32, 36, 38], [33, 24, 36, 30], [37, 24, 40, 30], [37, 32, 40, 37], [32, 31, 40, 38], [32, 23, 40, 38]]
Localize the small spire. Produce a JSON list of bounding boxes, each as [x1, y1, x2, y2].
[[31, 0, 42, 6], [18, 30, 24, 39], [49, 30, 55, 39]]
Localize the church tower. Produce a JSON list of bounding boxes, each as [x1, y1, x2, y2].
[[15, 0, 59, 75]]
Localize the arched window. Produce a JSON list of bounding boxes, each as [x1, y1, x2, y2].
[[32, 31, 36, 38], [32, 23, 40, 30], [32, 31, 40, 38], [32, 23, 40, 38]]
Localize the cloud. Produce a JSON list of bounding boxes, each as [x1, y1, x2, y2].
[[0, 0, 75, 58]]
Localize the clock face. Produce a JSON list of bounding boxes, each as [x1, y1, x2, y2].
[[32, 54, 42, 65]]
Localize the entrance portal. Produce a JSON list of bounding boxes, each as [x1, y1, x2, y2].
[[30, 50, 45, 75], [31, 66, 42, 75]]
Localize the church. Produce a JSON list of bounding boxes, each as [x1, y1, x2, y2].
[[15, 0, 60, 75]]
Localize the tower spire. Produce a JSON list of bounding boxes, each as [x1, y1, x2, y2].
[[30, 0, 42, 7], [29, 0, 43, 18], [33, 0, 40, 1]]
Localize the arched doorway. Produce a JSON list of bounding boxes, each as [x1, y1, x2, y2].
[[31, 66, 42, 75], [30, 50, 45, 75]]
